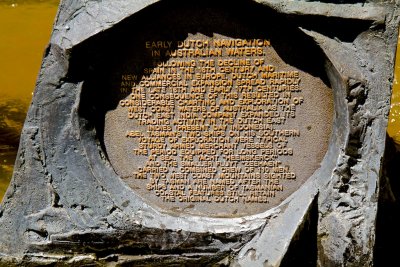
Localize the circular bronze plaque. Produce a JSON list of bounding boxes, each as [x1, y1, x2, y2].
[[102, 4, 334, 217], [104, 36, 333, 217]]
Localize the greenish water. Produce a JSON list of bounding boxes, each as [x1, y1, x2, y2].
[[0, 0, 59, 200], [388, 36, 400, 149], [0, 0, 59, 5], [0, 99, 27, 195]]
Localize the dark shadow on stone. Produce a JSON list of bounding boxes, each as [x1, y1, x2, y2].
[[29, 227, 250, 266], [292, 15, 373, 43], [66, 0, 332, 160], [280, 194, 318, 267], [374, 136, 400, 266]]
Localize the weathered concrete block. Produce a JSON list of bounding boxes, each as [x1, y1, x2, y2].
[[0, 0, 398, 266]]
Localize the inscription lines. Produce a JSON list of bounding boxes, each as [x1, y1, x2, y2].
[[120, 38, 303, 204]]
